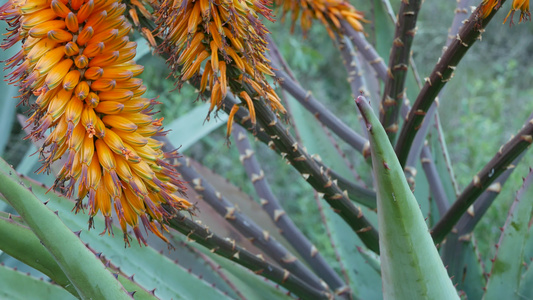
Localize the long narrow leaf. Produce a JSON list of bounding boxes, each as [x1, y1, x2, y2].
[[355, 96, 458, 299], [0, 215, 78, 297], [0, 265, 75, 300], [166, 103, 227, 151], [0, 214, 158, 300], [0, 158, 132, 300], [8, 172, 233, 300], [483, 169, 533, 299]]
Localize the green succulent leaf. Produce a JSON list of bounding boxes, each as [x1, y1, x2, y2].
[[0, 264, 75, 300], [166, 103, 227, 151], [441, 233, 485, 299], [518, 260, 533, 299], [0, 158, 132, 300], [483, 169, 533, 299], [0, 214, 159, 300], [355, 96, 458, 300], [0, 215, 79, 298], [0, 159, 231, 300]]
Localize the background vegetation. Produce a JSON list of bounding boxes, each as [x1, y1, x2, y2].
[[1, 0, 532, 291]]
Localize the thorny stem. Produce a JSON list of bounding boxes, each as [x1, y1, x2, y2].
[[455, 154, 525, 235], [441, 154, 524, 287], [251, 99, 380, 253], [341, 20, 388, 81], [336, 35, 372, 137], [404, 0, 473, 190], [225, 93, 379, 245], [164, 208, 330, 300], [435, 113, 461, 196], [377, 0, 424, 90], [337, 35, 370, 100], [174, 239, 248, 300], [269, 35, 372, 194], [379, 0, 422, 142], [420, 145, 450, 218], [314, 162, 376, 209], [137, 2, 379, 252], [223, 96, 377, 209], [272, 69, 368, 155], [158, 137, 328, 291], [447, 0, 476, 46], [295, 35, 370, 187], [428, 0, 475, 197], [431, 115, 533, 244], [320, 123, 367, 188], [232, 125, 351, 297], [394, 0, 507, 167], [313, 192, 354, 299]]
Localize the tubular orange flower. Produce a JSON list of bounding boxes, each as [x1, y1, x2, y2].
[[480, 0, 530, 23], [274, 0, 366, 38], [154, 0, 286, 136], [504, 0, 530, 23], [1, 0, 192, 246]]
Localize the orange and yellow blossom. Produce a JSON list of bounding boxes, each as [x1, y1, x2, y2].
[[274, 0, 366, 38], [480, 0, 530, 23], [504, 0, 530, 23], [154, 0, 286, 135], [0, 0, 192, 245]]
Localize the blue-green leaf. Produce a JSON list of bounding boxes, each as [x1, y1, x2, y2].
[[2, 170, 232, 300], [483, 169, 533, 299], [355, 96, 458, 299], [0, 265, 75, 300], [166, 103, 227, 151], [0, 158, 132, 300]]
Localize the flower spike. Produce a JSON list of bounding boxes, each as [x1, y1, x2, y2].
[[480, 0, 530, 23], [1, 0, 192, 245], [154, 0, 285, 134], [274, 0, 367, 38]]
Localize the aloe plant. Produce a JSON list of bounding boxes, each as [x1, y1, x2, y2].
[[1, 0, 532, 299]]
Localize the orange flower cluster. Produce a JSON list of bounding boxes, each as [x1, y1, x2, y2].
[[480, 0, 530, 23], [0, 0, 192, 245], [274, 0, 366, 38], [154, 0, 285, 135]]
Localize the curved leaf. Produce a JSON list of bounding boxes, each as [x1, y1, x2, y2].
[[0, 265, 75, 300], [0, 158, 132, 300], [0, 216, 78, 297], [0, 214, 158, 300], [1, 169, 232, 300], [166, 103, 227, 151], [355, 96, 458, 299], [483, 169, 533, 299]]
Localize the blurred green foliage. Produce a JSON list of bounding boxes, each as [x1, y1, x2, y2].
[[120, 0, 533, 265], [2, 0, 532, 272]]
